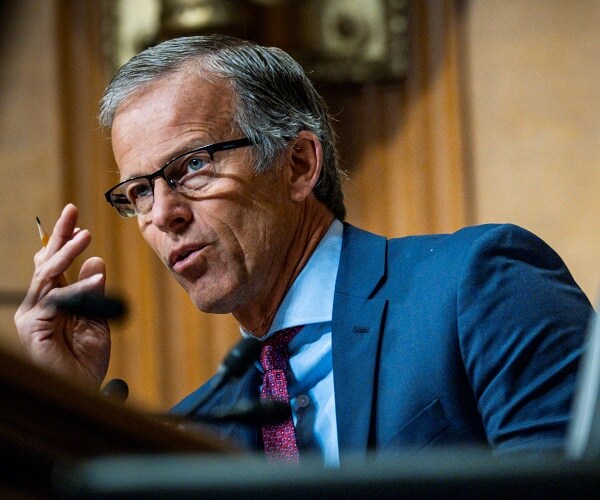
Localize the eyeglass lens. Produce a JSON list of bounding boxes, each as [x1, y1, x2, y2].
[[110, 149, 216, 216]]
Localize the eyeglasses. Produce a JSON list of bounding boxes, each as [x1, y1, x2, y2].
[[105, 138, 254, 217]]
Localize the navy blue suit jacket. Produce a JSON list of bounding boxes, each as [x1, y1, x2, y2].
[[172, 223, 593, 457]]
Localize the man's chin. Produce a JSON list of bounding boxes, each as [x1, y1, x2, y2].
[[186, 286, 240, 314], [192, 299, 236, 314], [173, 273, 246, 314]]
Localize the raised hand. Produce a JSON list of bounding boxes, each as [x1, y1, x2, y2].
[[14, 204, 111, 389]]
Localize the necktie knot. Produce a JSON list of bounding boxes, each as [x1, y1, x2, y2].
[[260, 325, 301, 373]]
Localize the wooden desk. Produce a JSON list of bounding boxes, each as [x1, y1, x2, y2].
[[0, 348, 231, 497]]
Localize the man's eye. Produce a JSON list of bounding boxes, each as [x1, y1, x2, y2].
[[126, 182, 152, 201], [166, 151, 214, 189], [185, 155, 210, 172]]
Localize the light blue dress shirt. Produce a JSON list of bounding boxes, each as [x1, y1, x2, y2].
[[242, 219, 343, 466]]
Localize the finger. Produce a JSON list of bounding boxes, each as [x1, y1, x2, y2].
[[45, 273, 106, 304], [45, 204, 79, 255], [33, 228, 83, 273], [42, 229, 92, 285], [22, 229, 92, 310], [79, 257, 106, 294]]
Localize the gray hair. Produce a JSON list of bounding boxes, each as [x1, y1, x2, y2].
[[100, 35, 346, 220]]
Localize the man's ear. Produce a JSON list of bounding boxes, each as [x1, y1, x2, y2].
[[286, 130, 323, 202]]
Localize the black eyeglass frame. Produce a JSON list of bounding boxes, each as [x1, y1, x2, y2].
[[104, 137, 254, 216]]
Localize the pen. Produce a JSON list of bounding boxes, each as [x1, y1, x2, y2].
[[36, 216, 69, 286]]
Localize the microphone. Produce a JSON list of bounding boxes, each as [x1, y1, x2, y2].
[[184, 336, 262, 417], [196, 399, 291, 426], [53, 292, 126, 320], [217, 336, 263, 378], [157, 399, 290, 427], [100, 378, 129, 404]]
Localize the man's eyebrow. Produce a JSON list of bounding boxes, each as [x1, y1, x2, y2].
[[162, 140, 213, 164], [121, 139, 213, 180]]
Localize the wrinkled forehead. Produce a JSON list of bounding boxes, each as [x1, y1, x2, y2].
[[116, 70, 237, 128]]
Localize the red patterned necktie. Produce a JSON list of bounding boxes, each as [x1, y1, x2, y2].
[[260, 325, 302, 463]]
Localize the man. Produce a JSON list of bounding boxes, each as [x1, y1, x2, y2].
[[15, 35, 592, 466]]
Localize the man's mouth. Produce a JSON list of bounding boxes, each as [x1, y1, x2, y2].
[[169, 245, 205, 270], [177, 249, 194, 262]]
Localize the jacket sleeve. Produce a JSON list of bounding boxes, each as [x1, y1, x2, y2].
[[456, 224, 593, 452]]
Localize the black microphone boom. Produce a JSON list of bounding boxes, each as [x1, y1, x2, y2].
[[157, 399, 290, 427], [184, 337, 262, 417], [53, 292, 126, 320], [198, 399, 291, 426], [184, 399, 292, 426]]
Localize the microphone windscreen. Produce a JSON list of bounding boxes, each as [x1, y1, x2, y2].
[[101, 378, 129, 404], [219, 337, 262, 378]]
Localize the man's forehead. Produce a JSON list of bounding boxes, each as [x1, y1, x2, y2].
[[113, 71, 235, 128]]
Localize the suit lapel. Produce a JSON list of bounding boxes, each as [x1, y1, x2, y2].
[[333, 224, 388, 457]]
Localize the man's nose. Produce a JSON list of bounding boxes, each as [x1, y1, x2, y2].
[[150, 179, 192, 231]]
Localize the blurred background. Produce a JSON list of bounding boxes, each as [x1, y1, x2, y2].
[[1, 0, 598, 411]]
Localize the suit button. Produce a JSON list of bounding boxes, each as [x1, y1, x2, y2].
[[297, 394, 310, 408]]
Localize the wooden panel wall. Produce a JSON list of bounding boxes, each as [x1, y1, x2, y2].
[[466, 0, 600, 301], [10, 0, 468, 411], [325, 0, 468, 237], [0, 1, 63, 351]]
